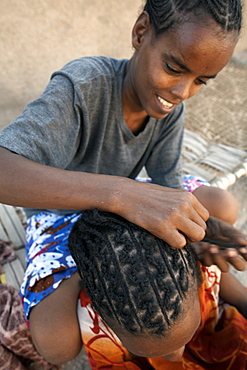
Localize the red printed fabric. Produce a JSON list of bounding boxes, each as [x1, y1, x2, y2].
[[77, 266, 247, 370]]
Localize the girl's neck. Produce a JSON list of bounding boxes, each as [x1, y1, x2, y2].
[[122, 59, 149, 135]]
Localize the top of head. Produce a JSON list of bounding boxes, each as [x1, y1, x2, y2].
[[143, 0, 242, 36], [68, 209, 202, 337]]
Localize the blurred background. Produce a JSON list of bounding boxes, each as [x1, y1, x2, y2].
[[0, 0, 246, 130]]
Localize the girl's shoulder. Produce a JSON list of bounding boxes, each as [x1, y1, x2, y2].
[[52, 56, 128, 85]]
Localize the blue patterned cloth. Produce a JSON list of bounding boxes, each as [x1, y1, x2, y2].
[[20, 212, 81, 319]]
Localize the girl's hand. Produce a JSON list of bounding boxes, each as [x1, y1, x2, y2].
[[192, 241, 247, 271], [192, 217, 247, 271], [115, 180, 209, 248]]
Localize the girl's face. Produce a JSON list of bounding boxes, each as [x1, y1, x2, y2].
[[113, 289, 201, 361], [126, 12, 237, 120]]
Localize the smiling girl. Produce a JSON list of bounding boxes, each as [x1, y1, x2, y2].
[[0, 0, 246, 366]]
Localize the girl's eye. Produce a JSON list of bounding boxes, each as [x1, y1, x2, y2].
[[165, 62, 208, 86], [165, 63, 181, 75], [196, 79, 208, 86]]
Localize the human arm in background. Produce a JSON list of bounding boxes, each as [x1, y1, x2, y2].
[[219, 271, 247, 319]]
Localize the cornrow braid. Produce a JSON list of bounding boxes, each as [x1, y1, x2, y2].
[[143, 0, 242, 35], [69, 209, 202, 336]]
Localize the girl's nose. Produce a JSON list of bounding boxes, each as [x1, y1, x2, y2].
[[170, 78, 193, 101]]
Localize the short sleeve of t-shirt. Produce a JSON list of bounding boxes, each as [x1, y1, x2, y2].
[[0, 73, 82, 169]]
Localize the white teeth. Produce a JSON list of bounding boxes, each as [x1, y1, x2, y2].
[[157, 96, 173, 108]]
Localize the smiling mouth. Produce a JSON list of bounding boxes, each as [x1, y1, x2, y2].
[[157, 95, 174, 109]]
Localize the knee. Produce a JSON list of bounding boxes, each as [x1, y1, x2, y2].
[[28, 272, 82, 364], [30, 316, 82, 364], [29, 293, 82, 364], [30, 313, 82, 364], [193, 185, 239, 225]]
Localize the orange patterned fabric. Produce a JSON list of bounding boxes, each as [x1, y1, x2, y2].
[[179, 266, 247, 370], [78, 266, 247, 370]]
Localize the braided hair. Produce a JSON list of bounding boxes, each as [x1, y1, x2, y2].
[[69, 209, 202, 337], [143, 0, 242, 36]]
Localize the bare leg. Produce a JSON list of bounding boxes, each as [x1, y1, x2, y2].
[[193, 186, 239, 225], [29, 272, 82, 365]]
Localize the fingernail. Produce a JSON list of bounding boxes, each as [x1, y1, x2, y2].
[[209, 246, 218, 254], [239, 248, 247, 253], [226, 249, 238, 257]]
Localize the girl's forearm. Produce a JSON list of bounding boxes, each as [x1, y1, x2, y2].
[[0, 147, 125, 211], [0, 147, 209, 248], [220, 272, 247, 318]]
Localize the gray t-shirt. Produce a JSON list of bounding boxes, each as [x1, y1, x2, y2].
[[0, 56, 184, 217]]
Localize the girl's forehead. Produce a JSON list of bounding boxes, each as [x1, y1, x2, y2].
[[156, 18, 237, 50], [152, 20, 237, 74], [114, 291, 201, 358]]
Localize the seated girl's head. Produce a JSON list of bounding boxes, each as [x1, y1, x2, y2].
[[69, 209, 202, 361]]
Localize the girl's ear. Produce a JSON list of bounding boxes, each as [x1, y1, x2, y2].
[[132, 11, 152, 50]]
